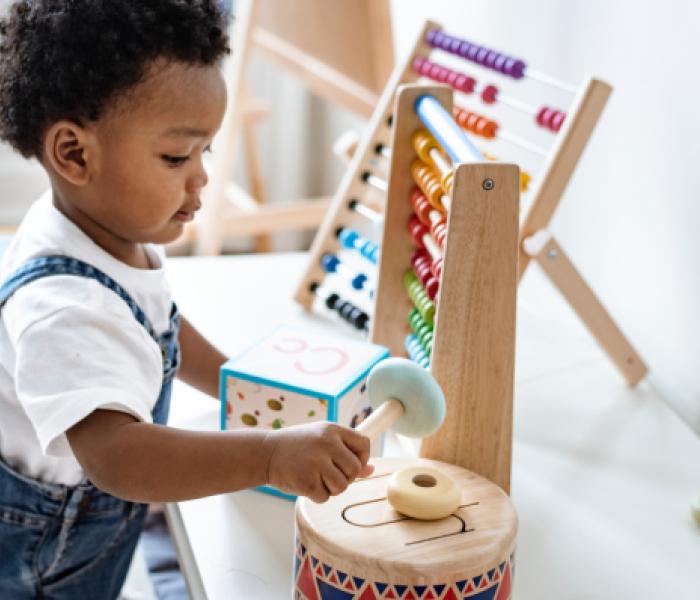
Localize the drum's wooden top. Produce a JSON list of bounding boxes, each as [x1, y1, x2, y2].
[[296, 457, 517, 578]]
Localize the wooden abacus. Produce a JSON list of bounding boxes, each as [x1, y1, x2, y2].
[[293, 20, 648, 387]]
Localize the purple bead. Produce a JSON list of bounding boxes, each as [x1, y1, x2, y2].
[[466, 45, 480, 61], [476, 47, 489, 65], [485, 50, 499, 68], [449, 38, 462, 54], [432, 30, 446, 48], [493, 55, 508, 73], [439, 36, 452, 51], [426, 28, 439, 46], [509, 59, 526, 79]]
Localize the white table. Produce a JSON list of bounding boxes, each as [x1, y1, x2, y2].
[[164, 253, 700, 600]]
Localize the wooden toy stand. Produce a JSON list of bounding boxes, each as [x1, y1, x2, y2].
[[373, 85, 519, 494], [193, 0, 393, 255], [293, 86, 519, 599], [293, 20, 648, 387]]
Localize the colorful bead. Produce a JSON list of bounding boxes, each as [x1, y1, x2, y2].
[[408, 308, 434, 356], [405, 334, 430, 369], [412, 55, 475, 94], [426, 28, 527, 80], [410, 187, 434, 226], [453, 106, 498, 139], [321, 253, 369, 290], [411, 160, 447, 211], [481, 84, 498, 104], [411, 130, 442, 167], [404, 270, 435, 325], [322, 291, 369, 330], [411, 249, 439, 300], [535, 106, 566, 132], [336, 227, 379, 265]]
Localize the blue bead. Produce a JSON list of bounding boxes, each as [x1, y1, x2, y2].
[[321, 254, 340, 273], [351, 274, 367, 290]]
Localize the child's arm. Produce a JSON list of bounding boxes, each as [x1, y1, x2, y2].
[[67, 410, 372, 503], [176, 315, 227, 398]]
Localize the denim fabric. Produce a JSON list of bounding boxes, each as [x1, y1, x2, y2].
[[0, 255, 180, 599]]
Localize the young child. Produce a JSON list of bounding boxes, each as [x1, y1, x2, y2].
[[0, 1, 373, 597]]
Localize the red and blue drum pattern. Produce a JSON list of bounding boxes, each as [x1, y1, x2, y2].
[[293, 539, 514, 600]]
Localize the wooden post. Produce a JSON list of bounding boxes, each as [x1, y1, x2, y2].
[[523, 230, 648, 385], [518, 77, 612, 280], [372, 85, 520, 493]]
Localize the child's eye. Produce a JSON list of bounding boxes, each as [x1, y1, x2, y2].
[[162, 154, 189, 167]]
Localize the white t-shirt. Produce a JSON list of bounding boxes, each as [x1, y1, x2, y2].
[[0, 191, 173, 485]]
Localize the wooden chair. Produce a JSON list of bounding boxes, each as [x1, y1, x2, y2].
[[192, 0, 394, 255]]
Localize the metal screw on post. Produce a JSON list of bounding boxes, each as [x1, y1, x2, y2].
[[547, 248, 558, 260], [482, 178, 495, 191]]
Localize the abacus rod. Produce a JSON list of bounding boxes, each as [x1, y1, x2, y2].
[[349, 200, 383, 225], [415, 95, 483, 163], [363, 172, 388, 192], [497, 130, 548, 156], [492, 92, 537, 115], [422, 232, 442, 262], [429, 148, 452, 179], [374, 143, 392, 159], [454, 88, 537, 116], [524, 67, 578, 93]]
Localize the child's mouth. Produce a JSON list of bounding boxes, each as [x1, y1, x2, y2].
[[174, 210, 196, 222]]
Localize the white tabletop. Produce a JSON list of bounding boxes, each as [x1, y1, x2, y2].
[[164, 253, 700, 600]]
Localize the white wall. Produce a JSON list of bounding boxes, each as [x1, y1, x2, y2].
[[388, 0, 699, 430]]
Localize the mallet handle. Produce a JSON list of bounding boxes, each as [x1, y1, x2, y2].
[[356, 398, 404, 441]]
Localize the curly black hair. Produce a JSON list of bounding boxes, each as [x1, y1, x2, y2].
[[0, 1, 230, 159]]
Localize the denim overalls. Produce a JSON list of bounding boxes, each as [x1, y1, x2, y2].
[[0, 255, 180, 599]]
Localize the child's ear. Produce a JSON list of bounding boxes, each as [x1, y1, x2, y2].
[[43, 120, 96, 186]]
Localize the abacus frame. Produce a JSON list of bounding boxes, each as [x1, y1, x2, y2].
[[293, 19, 648, 387], [373, 85, 519, 493]]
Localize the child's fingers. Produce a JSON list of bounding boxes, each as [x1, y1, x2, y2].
[[339, 428, 371, 466], [321, 462, 350, 497], [332, 444, 364, 481], [357, 462, 375, 478]]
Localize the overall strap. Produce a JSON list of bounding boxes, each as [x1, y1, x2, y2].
[[0, 255, 162, 340]]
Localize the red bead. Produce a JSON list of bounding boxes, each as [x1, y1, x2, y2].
[[431, 257, 443, 279], [412, 56, 426, 73], [481, 84, 498, 104], [536, 106, 553, 127], [426, 277, 439, 300], [551, 111, 566, 132]]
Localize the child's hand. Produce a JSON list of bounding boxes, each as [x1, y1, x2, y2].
[[262, 422, 374, 503]]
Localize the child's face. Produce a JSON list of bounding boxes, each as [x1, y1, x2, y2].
[[83, 59, 227, 246]]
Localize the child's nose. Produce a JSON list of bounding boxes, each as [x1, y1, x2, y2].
[[187, 159, 209, 191]]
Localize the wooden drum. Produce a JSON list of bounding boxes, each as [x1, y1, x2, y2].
[[294, 457, 517, 599]]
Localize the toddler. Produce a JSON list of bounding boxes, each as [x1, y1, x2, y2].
[[0, 1, 372, 598]]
